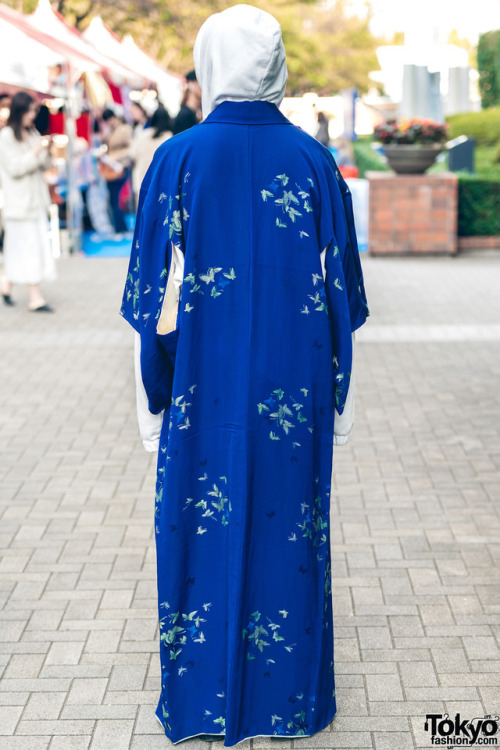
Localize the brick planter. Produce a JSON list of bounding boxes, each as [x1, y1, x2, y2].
[[367, 172, 458, 256], [458, 236, 500, 252]]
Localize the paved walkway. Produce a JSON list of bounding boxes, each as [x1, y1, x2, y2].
[[0, 251, 499, 750]]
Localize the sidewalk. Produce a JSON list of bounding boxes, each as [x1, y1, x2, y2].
[[0, 251, 499, 750]]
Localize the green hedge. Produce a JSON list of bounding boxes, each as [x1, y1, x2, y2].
[[352, 139, 389, 178], [458, 177, 500, 235], [446, 108, 500, 146]]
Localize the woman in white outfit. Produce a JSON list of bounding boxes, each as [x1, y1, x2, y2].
[[0, 92, 55, 312]]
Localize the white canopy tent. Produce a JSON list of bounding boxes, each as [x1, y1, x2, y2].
[[0, 15, 62, 93], [84, 17, 183, 114], [28, 0, 146, 90]]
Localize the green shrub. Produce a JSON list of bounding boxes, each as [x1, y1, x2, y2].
[[458, 176, 500, 235], [446, 108, 500, 146], [477, 31, 500, 108], [352, 139, 389, 177]]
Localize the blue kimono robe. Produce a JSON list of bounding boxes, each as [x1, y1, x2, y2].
[[121, 100, 368, 747]]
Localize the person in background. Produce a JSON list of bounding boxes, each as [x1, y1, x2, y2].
[[0, 91, 55, 311], [0, 93, 10, 256], [130, 100, 150, 137], [172, 70, 201, 134], [0, 93, 11, 130], [99, 107, 132, 236], [129, 103, 172, 210], [315, 111, 331, 148]]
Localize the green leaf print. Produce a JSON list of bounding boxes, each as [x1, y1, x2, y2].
[[276, 218, 287, 229], [261, 189, 273, 201], [276, 173, 289, 186]]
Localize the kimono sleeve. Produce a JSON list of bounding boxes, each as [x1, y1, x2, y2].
[[318, 150, 369, 333], [315, 150, 369, 414], [120, 179, 175, 415]]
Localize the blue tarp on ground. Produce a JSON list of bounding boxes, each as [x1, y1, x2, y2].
[[82, 230, 134, 258]]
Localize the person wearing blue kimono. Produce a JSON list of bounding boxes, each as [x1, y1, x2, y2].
[[120, 5, 369, 746]]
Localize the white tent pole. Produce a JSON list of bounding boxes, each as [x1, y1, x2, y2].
[[64, 60, 82, 254]]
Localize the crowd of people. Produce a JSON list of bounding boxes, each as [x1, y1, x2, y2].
[[0, 71, 202, 312]]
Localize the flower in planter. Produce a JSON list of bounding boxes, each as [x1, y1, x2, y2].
[[373, 117, 449, 145]]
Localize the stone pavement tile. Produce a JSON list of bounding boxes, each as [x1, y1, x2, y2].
[[107, 664, 147, 692], [44, 641, 84, 666], [463, 636, 500, 660], [0, 692, 29, 705], [65, 678, 108, 706], [334, 688, 368, 717], [15, 720, 95, 735], [0, 740, 51, 750], [419, 605, 454, 627], [40, 666, 110, 679], [366, 674, 404, 702], [361, 649, 431, 663], [0, 705, 23, 734], [442, 701, 485, 720], [104, 690, 158, 705], [335, 718, 408, 732], [61, 598, 101, 621], [388, 616, 424, 637], [26, 610, 65, 631], [431, 648, 469, 674], [0, 678, 71, 693], [399, 662, 438, 688], [470, 660, 500, 673], [440, 673, 500, 687], [132, 738, 231, 750], [373, 733, 414, 750], [405, 687, 480, 702], [123, 618, 157, 642], [49, 738, 91, 750], [135, 704, 165, 734], [61, 705, 137, 720], [369, 702, 445, 717], [22, 692, 66, 721], [297, 730, 372, 748], [83, 629, 121, 654], [358, 627, 392, 651], [3, 654, 45, 679], [479, 686, 500, 712]]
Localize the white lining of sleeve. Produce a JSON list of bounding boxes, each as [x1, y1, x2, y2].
[[333, 332, 355, 446]]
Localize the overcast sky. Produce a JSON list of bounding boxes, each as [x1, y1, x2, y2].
[[347, 0, 500, 43]]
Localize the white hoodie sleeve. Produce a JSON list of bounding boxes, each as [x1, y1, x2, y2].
[[134, 332, 163, 452], [333, 332, 356, 446]]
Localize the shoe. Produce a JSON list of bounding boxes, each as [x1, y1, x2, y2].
[[30, 304, 54, 313], [2, 294, 14, 306]]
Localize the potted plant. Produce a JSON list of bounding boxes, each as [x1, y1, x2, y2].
[[373, 118, 449, 174]]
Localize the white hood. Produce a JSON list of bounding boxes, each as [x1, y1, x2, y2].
[[193, 4, 287, 118]]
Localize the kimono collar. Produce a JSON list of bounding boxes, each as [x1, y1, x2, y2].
[[202, 100, 291, 126]]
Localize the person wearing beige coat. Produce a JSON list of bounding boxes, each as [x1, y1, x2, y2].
[[0, 92, 55, 312], [129, 104, 172, 209]]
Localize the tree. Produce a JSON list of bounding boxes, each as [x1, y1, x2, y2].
[[9, 0, 380, 95], [477, 30, 500, 109]]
